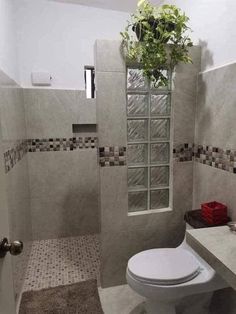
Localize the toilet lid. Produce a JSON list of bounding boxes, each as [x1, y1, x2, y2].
[[128, 248, 201, 285]]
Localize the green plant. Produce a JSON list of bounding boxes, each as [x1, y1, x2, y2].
[[120, 0, 193, 87]]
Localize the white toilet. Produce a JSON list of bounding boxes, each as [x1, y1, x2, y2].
[[126, 223, 228, 314]]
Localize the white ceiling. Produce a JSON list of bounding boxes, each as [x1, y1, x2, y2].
[[49, 0, 164, 13]]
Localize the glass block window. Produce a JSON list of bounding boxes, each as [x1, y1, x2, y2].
[[126, 68, 171, 213]]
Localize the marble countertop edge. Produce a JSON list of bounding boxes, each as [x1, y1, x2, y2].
[[186, 226, 236, 290]]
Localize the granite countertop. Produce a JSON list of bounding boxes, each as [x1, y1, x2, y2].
[[186, 226, 236, 290]]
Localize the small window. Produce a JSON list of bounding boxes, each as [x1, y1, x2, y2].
[[84, 66, 95, 99]]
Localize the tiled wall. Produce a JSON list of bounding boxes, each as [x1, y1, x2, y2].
[[195, 144, 236, 173], [23, 89, 96, 139], [0, 70, 32, 301], [0, 82, 99, 297], [194, 62, 236, 221], [99, 146, 126, 167], [28, 137, 97, 152], [23, 89, 99, 240], [95, 40, 201, 287], [2, 89, 99, 241], [173, 143, 194, 162], [3, 140, 28, 173], [3, 137, 97, 173], [193, 61, 236, 309]]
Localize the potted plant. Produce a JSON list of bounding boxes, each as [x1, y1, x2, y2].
[[120, 0, 193, 87]]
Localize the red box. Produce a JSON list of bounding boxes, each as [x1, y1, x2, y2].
[[201, 201, 227, 212], [202, 211, 226, 219], [202, 212, 227, 222], [202, 216, 228, 225], [201, 201, 228, 225]]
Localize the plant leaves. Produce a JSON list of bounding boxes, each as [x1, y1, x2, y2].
[[120, 0, 193, 87]]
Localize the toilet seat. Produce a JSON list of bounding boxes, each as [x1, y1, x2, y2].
[[127, 248, 201, 285]]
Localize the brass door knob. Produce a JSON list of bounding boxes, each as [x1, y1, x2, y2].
[[0, 238, 23, 258]]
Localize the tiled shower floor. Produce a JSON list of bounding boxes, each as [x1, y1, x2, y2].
[[22, 234, 100, 291]]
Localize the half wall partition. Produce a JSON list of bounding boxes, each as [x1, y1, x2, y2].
[[95, 40, 201, 287]]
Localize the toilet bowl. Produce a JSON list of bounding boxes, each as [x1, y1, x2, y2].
[[126, 223, 228, 314]]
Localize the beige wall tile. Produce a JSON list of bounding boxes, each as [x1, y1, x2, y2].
[[173, 47, 201, 144], [0, 87, 26, 142], [194, 62, 236, 218], [96, 71, 126, 146], [193, 162, 236, 220], [195, 63, 236, 149], [28, 150, 99, 240], [95, 40, 126, 73], [0, 69, 32, 301], [24, 89, 79, 138], [76, 91, 96, 125]]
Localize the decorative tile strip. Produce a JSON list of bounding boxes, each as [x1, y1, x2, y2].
[[99, 146, 126, 167], [28, 137, 98, 152], [4, 137, 98, 173], [195, 144, 236, 173], [173, 143, 194, 162], [4, 140, 28, 173], [5, 139, 235, 176]]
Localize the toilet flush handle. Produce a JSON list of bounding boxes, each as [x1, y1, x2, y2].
[[0, 238, 23, 258]]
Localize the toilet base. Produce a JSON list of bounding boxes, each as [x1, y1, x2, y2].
[[146, 300, 176, 314]]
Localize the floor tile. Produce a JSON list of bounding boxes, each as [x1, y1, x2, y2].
[[99, 284, 146, 314], [23, 234, 100, 291]]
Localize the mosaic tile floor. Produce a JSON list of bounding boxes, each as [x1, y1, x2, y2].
[[23, 234, 100, 291]]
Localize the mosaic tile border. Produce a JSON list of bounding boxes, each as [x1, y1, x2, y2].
[[99, 146, 126, 167], [173, 143, 236, 174], [5, 140, 236, 175], [28, 137, 98, 152], [195, 144, 236, 173], [173, 143, 194, 162], [99, 144, 192, 167], [4, 140, 28, 173], [4, 137, 98, 173]]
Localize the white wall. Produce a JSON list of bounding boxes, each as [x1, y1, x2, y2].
[[5, 0, 236, 86], [0, 0, 19, 82], [14, 0, 236, 86], [162, 0, 236, 72], [14, 0, 129, 89]]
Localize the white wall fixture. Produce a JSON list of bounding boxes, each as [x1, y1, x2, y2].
[[31, 72, 52, 86]]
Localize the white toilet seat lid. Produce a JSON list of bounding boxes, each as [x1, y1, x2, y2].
[[128, 248, 201, 285]]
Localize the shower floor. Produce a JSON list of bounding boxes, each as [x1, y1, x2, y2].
[[22, 234, 100, 292]]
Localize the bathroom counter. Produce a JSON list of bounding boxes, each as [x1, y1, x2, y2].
[[186, 226, 236, 290]]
